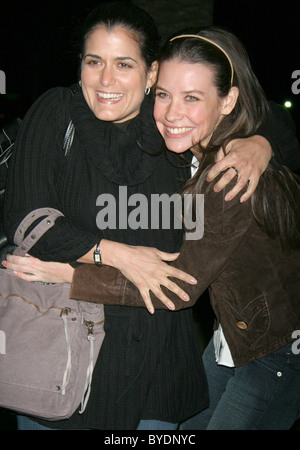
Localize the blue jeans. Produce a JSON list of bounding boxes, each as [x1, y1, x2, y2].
[[17, 416, 56, 430], [180, 338, 300, 430], [17, 416, 177, 430], [137, 420, 178, 430]]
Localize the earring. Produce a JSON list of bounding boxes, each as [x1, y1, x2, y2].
[[145, 87, 150, 96], [79, 80, 82, 87]]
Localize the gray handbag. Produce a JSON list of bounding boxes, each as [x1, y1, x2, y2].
[[0, 208, 105, 420]]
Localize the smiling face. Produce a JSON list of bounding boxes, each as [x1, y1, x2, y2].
[[81, 26, 157, 123], [154, 58, 236, 155]]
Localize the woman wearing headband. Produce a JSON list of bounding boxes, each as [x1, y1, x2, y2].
[[64, 27, 300, 429], [4, 20, 300, 430]]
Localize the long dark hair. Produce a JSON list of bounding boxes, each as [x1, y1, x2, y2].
[[158, 27, 300, 249]]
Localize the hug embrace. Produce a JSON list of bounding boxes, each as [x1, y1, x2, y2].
[[3, 1, 300, 430]]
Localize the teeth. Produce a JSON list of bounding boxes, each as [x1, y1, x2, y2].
[[166, 127, 193, 135], [97, 92, 123, 100]]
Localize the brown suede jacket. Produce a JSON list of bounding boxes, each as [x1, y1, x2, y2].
[[70, 180, 300, 367]]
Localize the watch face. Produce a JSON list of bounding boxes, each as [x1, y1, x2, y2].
[[94, 249, 102, 265]]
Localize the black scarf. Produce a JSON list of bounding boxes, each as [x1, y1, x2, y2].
[[70, 84, 165, 186]]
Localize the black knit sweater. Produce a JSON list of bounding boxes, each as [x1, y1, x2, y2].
[[4, 85, 208, 429]]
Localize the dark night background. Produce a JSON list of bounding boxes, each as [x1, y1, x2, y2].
[[0, 0, 299, 431], [0, 0, 300, 137]]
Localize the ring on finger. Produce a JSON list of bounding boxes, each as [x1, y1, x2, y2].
[[230, 166, 239, 175]]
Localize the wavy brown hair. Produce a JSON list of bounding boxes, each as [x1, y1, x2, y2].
[[158, 27, 300, 249]]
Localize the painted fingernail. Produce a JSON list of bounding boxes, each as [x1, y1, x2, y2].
[[225, 194, 232, 201], [190, 278, 197, 284], [182, 294, 190, 302]]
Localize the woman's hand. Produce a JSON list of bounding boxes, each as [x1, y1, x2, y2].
[[2, 255, 74, 284], [2, 243, 197, 314], [100, 240, 197, 314], [207, 135, 272, 202]]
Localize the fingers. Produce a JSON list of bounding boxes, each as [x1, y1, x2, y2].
[[213, 167, 260, 202], [140, 286, 177, 315], [239, 177, 259, 203], [207, 136, 270, 202], [4, 255, 26, 265], [12, 271, 40, 282], [5, 254, 34, 265], [2, 257, 38, 281], [140, 276, 192, 314], [207, 162, 258, 202], [206, 142, 243, 184], [2, 254, 39, 279], [2, 262, 34, 277], [167, 267, 197, 285], [140, 289, 155, 315], [140, 280, 186, 313], [157, 251, 180, 262], [215, 148, 225, 162], [163, 278, 190, 301], [149, 286, 176, 312], [2, 254, 74, 284], [212, 167, 239, 192], [2, 258, 32, 274], [206, 154, 233, 182], [221, 170, 249, 201]]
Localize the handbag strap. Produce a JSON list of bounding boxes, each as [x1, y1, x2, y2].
[[13, 208, 64, 256], [8, 91, 75, 257]]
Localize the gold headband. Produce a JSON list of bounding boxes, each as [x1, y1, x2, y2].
[[170, 34, 234, 86]]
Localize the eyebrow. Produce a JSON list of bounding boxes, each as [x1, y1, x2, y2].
[[183, 90, 205, 96], [83, 54, 138, 64], [156, 85, 206, 96]]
